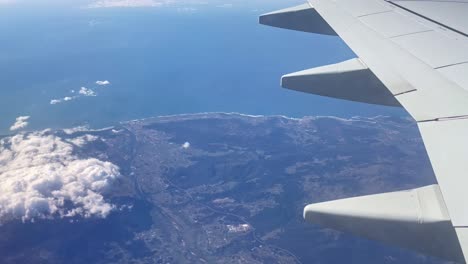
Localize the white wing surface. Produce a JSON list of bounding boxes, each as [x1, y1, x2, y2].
[[260, 1, 468, 262]]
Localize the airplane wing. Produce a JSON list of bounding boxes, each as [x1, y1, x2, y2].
[[260, 1, 468, 262]]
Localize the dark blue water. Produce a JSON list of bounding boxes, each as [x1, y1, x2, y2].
[[0, 4, 406, 133]]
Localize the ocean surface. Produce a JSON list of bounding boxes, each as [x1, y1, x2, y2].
[[0, 3, 406, 134]]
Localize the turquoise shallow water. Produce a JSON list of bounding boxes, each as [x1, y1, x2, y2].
[[0, 4, 406, 134]]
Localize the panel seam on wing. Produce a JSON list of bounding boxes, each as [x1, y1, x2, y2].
[[357, 10, 393, 18], [394, 89, 417, 96], [387, 0, 468, 38], [418, 115, 468, 123], [389, 29, 433, 39], [435, 61, 468, 69]]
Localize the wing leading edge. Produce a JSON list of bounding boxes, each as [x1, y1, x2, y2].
[[260, 1, 468, 262]]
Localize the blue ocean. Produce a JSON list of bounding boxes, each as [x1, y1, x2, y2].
[[0, 3, 406, 134]]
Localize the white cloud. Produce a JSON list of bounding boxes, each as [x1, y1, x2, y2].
[[10, 116, 30, 131], [79, 87, 96, 97], [63, 126, 90, 134], [177, 6, 197, 13], [182, 142, 190, 149], [96, 80, 110, 86], [50, 96, 77, 105], [63, 126, 114, 135], [0, 131, 120, 223], [50, 87, 96, 105], [87, 0, 166, 8], [67, 134, 99, 146], [217, 3, 232, 8]]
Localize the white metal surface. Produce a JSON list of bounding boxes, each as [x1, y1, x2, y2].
[[304, 185, 464, 262], [392, 0, 468, 36], [335, 0, 388, 17], [281, 58, 400, 106], [418, 118, 468, 226], [260, 0, 468, 261], [438, 63, 468, 92], [392, 30, 468, 68], [307, 0, 468, 121], [457, 228, 468, 262], [359, 10, 429, 38]]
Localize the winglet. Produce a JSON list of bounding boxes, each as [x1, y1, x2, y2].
[[281, 58, 401, 107], [304, 185, 465, 263], [259, 4, 337, 35]]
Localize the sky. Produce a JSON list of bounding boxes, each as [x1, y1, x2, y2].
[[0, 0, 406, 134]]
